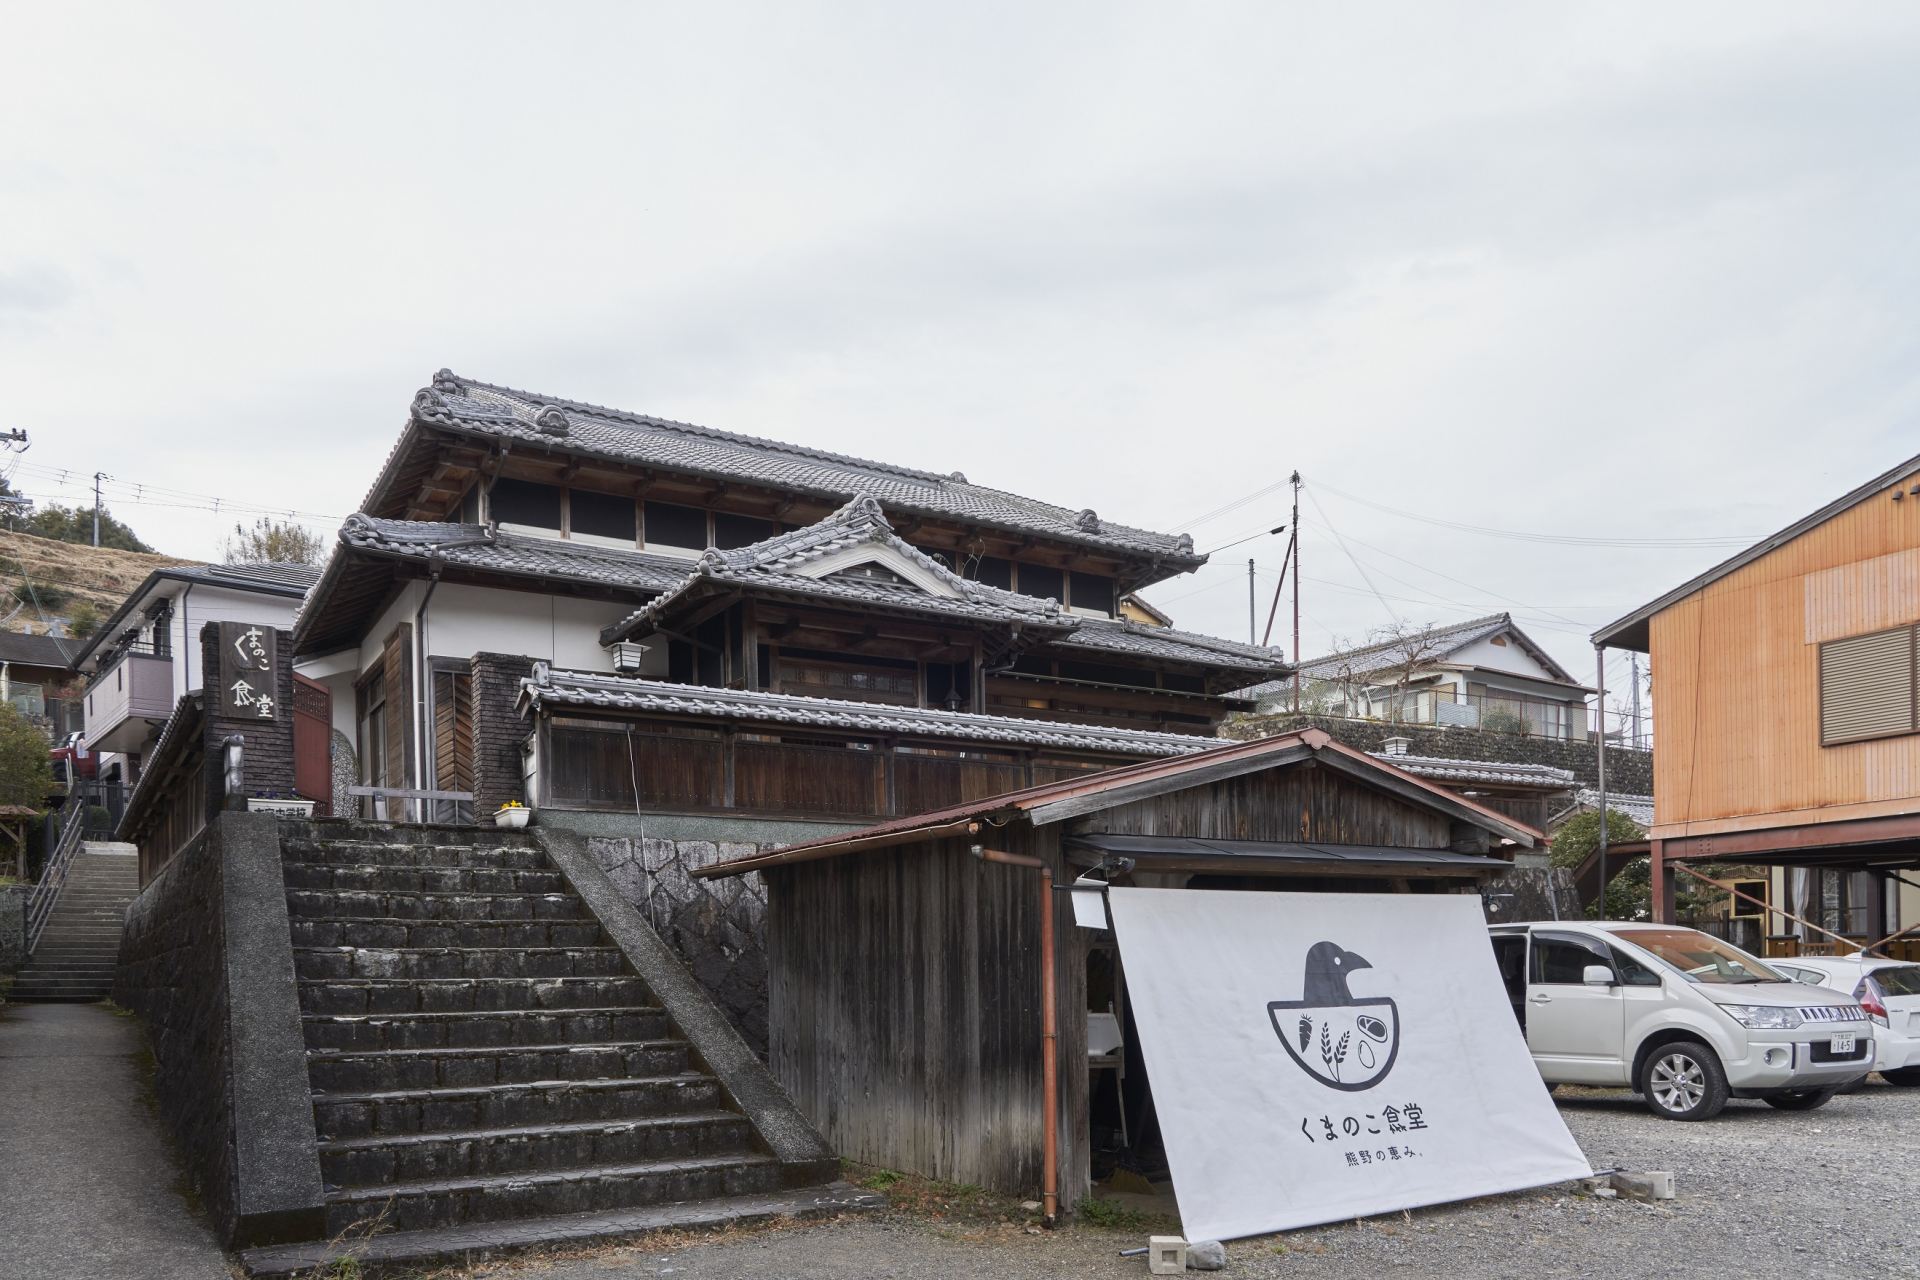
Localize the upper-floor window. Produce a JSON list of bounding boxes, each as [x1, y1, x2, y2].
[[490, 478, 564, 534], [570, 489, 638, 546], [1819, 623, 1918, 746]]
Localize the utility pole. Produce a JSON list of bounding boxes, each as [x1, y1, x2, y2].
[[1247, 559, 1256, 645], [92, 472, 109, 547], [1629, 652, 1643, 750], [1290, 471, 1302, 712]]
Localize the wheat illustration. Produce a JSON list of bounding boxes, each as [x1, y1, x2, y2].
[[1319, 1021, 1335, 1076], [1297, 1015, 1313, 1051], [1335, 1030, 1351, 1066]]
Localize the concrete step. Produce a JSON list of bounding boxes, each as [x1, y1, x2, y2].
[[8, 984, 113, 1002], [298, 976, 653, 1016], [281, 821, 537, 849], [318, 1111, 756, 1185], [286, 890, 593, 922], [282, 863, 568, 895], [294, 947, 628, 982], [281, 841, 549, 870], [306, 1039, 691, 1092], [321, 1151, 782, 1234], [239, 1183, 883, 1279], [291, 916, 605, 950], [302, 1006, 671, 1053], [311, 1074, 726, 1140]]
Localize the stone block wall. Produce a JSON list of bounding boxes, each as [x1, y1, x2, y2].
[[587, 835, 773, 1055], [1226, 712, 1654, 795], [114, 827, 238, 1233], [471, 652, 535, 817]]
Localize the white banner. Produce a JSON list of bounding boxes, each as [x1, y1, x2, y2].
[[1107, 888, 1591, 1241]]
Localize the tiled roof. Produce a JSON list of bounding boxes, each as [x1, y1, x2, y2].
[[338, 516, 692, 592], [69, 560, 321, 670], [1555, 788, 1655, 829], [0, 630, 81, 669], [403, 370, 1203, 566], [1051, 617, 1286, 676], [1239, 612, 1580, 698], [1371, 751, 1578, 790], [519, 665, 1217, 757], [198, 561, 325, 591], [602, 495, 1070, 643]]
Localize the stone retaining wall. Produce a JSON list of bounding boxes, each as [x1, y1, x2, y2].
[[114, 812, 325, 1247], [1226, 713, 1654, 795]]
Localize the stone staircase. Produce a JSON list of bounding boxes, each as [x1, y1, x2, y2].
[[248, 822, 858, 1269], [11, 845, 139, 1003]]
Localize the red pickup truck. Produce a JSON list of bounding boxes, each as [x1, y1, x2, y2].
[[50, 731, 96, 785]]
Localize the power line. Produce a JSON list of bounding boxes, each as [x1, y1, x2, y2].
[[1313, 480, 1756, 549], [1303, 485, 1400, 624]]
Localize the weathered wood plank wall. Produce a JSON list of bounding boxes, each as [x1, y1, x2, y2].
[[1084, 764, 1453, 849], [764, 828, 1089, 1207]]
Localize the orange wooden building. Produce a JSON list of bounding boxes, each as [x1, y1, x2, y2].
[[1594, 451, 1920, 953]]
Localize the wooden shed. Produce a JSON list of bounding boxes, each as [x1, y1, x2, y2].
[[695, 727, 1541, 1216]]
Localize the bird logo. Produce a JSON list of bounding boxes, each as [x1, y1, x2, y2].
[[1267, 940, 1400, 1092]]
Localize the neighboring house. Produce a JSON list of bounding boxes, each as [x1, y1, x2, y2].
[[1117, 592, 1173, 627], [1549, 787, 1655, 832], [69, 562, 322, 781], [0, 630, 84, 739], [292, 369, 1287, 829], [1244, 612, 1594, 740], [1593, 450, 1920, 955]]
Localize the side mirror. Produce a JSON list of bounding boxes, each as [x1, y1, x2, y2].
[[1582, 964, 1616, 987]]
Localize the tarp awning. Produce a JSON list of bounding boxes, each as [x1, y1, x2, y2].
[[1067, 833, 1510, 877]]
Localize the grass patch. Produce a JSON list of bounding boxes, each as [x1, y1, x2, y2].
[[1077, 1197, 1152, 1232], [858, 1168, 904, 1191]]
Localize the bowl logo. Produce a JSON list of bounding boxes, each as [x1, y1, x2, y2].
[[1267, 941, 1400, 1092]]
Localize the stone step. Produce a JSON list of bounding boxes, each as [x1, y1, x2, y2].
[[291, 917, 606, 950], [15, 963, 116, 977], [293, 947, 628, 982], [283, 821, 537, 848], [298, 976, 652, 1016], [321, 1151, 782, 1235], [239, 1183, 883, 1279], [282, 863, 568, 895], [318, 1111, 756, 1186], [280, 841, 549, 870], [286, 890, 593, 922], [306, 1039, 691, 1092], [8, 984, 112, 1002], [303, 1007, 672, 1053], [312, 1074, 725, 1140]]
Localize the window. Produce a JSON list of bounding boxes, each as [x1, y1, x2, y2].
[[1069, 571, 1115, 615], [1529, 933, 1613, 985], [1607, 946, 1662, 987], [1020, 564, 1064, 603], [644, 501, 708, 552], [713, 513, 776, 549], [489, 478, 563, 532], [1612, 929, 1786, 985], [569, 490, 637, 544], [1819, 625, 1917, 745]]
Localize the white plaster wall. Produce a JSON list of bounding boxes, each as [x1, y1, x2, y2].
[[421, 584, 664, 676], [1451, 634, 1561, 681], [173, 585, 307, 698]]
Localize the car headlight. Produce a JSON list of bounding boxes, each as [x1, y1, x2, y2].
[[1721, 1004, 1803, 1030]]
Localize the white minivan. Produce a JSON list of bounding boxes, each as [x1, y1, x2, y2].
[[1488, 922, 1873, 1120]]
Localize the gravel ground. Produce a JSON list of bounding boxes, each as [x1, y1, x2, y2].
[[463, 1079, 1919, 1280]]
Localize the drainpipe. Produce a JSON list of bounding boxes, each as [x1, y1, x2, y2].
[[413, 557, 444, 818], [970, 843, 1058, 1227]]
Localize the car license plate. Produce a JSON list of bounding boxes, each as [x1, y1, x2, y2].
[[1830, 1033, 1857, 1054]]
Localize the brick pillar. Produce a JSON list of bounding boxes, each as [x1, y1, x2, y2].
[[470, 653, 536, 818], [200, 623, 296, 813]]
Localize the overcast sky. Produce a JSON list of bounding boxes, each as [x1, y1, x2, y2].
[[5, 4, 1918, 723]]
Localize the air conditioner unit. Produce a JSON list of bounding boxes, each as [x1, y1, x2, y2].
[[609, 642, 650, 674]]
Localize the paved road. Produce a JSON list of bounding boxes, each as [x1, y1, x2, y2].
[[0, 1002, 228, 1280], [473, 1080, 1920, 1279]]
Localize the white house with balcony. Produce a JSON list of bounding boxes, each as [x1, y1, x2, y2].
[[70, 562, 321, 781], [1244, 612, 1596, 740]]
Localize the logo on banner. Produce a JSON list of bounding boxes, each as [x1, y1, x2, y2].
[[1268, 941, 1400, 1092]]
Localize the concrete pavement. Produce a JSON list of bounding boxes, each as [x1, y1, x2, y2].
[[0, 1002, 228, 1280]]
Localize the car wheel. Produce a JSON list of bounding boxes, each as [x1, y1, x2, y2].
[[1639, 1041, 1730, 1120], [1763, 1088, 1837, 1111], [1882, 1067, 1920, 1087]]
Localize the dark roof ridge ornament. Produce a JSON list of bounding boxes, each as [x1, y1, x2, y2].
[[412, 387, 449, 419], [534, 406, 572, 436], [1077, 509, 1100, 533], [431, 368, 461, 394]]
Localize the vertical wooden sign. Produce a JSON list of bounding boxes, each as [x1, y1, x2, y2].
[[217, 622, 281, 721]]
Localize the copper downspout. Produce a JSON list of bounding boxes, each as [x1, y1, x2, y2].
[[971, 844, 1058, 1228]]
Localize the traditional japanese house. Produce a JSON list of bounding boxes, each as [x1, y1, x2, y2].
[[695, 728, 1538, 1214], [290, 370, 1288, 1038]]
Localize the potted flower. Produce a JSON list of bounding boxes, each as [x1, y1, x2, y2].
[[495, 800, 531, 830]]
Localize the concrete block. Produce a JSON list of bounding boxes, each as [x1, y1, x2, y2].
[[1148, 1236, 1187, 1275], [1611, 1170, 1676, 1201]]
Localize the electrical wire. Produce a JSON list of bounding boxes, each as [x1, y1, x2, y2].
[[1303, 486, 1401, 624], [1313, 479, 1756, 549]]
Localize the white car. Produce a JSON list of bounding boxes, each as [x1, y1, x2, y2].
[[1489, 921, 1873, 1120], [1768, 955, 1920, 1086]]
